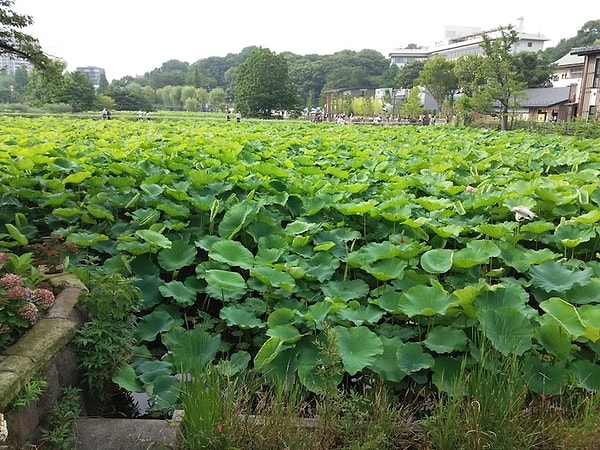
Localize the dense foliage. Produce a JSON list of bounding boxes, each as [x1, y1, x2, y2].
[[1, 117, 599, 414]]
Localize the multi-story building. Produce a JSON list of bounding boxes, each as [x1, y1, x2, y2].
[[389, 19, 547, 68], [0, 54, 31, 74], [76, 66, 106, 88]]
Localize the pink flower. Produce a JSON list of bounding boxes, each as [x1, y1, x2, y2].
[[5, 285, 28, 300], [19, 302, 38, 324], [33, 288, 56, 309], [466, 185, 474, 193], [0, 253, 8, 270], [0, 273, 24, 289]]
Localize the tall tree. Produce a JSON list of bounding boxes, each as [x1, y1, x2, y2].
[[234, 48, 299, 118], [455, 26, 526, 130], [57, 71, 96, 112], [0, 0, 50, 69], [417, 54, 458, 116], [394, 60, 425, 89]]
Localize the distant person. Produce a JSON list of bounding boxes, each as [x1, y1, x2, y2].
[[146, 111, 151, 120], [236, 111, 241, 123], [138, 110, 144, 120], [102, 108, 108, 119], [226, 112, 231, 121]]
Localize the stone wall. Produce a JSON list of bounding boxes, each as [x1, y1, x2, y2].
[[0, 274, 86, 447]]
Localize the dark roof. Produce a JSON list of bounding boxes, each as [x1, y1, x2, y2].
[[521, 87, 571, 107], [570, 45, 600, 56]]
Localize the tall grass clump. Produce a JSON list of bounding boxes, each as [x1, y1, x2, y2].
[[423, 345, 540, 449]]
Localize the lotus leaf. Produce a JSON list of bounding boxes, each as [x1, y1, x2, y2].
[[334, 326, 383, 375]]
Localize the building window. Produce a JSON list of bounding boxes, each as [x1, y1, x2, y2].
[[593, 57, 600, 88], [527, 42, 533, 47]]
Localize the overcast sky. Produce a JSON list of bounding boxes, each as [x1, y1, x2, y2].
[[13, 0, 597, 82]]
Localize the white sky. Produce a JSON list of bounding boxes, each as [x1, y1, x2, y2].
[[12, 0, 598, 82]]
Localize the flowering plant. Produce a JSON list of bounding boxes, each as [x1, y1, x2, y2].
[[0, 251, 58, 349]]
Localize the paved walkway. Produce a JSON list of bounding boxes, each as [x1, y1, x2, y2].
[[75, 417, 179, 450]]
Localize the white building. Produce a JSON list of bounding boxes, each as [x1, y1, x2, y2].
[[389, 19, 547, 68], [0, 54, 31, 74]]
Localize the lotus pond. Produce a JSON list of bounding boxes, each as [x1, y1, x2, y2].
[[1, 116, 600, 415]]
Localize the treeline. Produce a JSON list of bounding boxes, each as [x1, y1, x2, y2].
[[0, 19, 598, 114]]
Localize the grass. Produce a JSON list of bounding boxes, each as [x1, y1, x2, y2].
[[177, 337, 600, 450]]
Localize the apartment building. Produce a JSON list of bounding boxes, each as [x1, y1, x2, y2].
[[389, 19, 547, 68]]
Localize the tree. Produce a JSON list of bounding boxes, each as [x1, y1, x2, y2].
[[234, 48, 299, 118], [455, 26, 526, 130], [417, 54, 458, 116], [394, 60, 425, 89], [0, 0, 50, 69], [25, 59, 68, 106], [57, 71, 96, 112], [400, 87, 423, 120], [513, 51, 554, 87]]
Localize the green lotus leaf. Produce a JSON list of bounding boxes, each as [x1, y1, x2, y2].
[[520, 221, 555, 235], [87, 204, 114, 220], [62, 170, 92, 184], [251, 266, 296, 292], [424, 326, 468, 354], [159, 280, 196, 306], [216, 351, 251, 377], [304, 252, 340, 282], [302, 301, 333, 329], [267, 308, 297, 327], [112, 363, 145, 393], [66, 231, 109, 247], [267, 324, 303, 343], [569, 360, 600, 390], [479, 307, 534, 356], [205, 269, 247, 291], [474, 281, 537, 318], [254, 336, 284, 371], [209, 239, 255, 269], [477, 223, 516, 239], [134, 359, 174, 385], [421, 249, 454, 274], [497, 242, 557, 273], [396, 342, 435, 374], [564, 279, 600, 305], [157, 200, 190, 218], [116, 240, 153, 255], [523, 356, 567, 395], [284, 220, 317, 235], [415, 196, 452, 211], [429, 224, 464, 238], [371, 290, 401, 312], [321, 279, 369, 302], [336, 305, 384, 325], [364, 258, 407, 281], [536, 322, 573, 360], [399, 285, 457, 317], [140, 183, 164, 196], [346, 241, 399, 266], [574, 209, 600, 224], [218, 200, 260, 239], [530, 261, 593, 293], [167, 327, 221, 373], [334, 326, 383, 375], [135, 310, 178, 341], [158, 239, 197, 271], [540, 297, 588, 339], [369, 336, 407, 383], [335, 200, 378, 216], [220, 305, 265, 329], [149, 374, 181, 411], [453, 240, 501, 269], [136, 229, 172, 249]]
